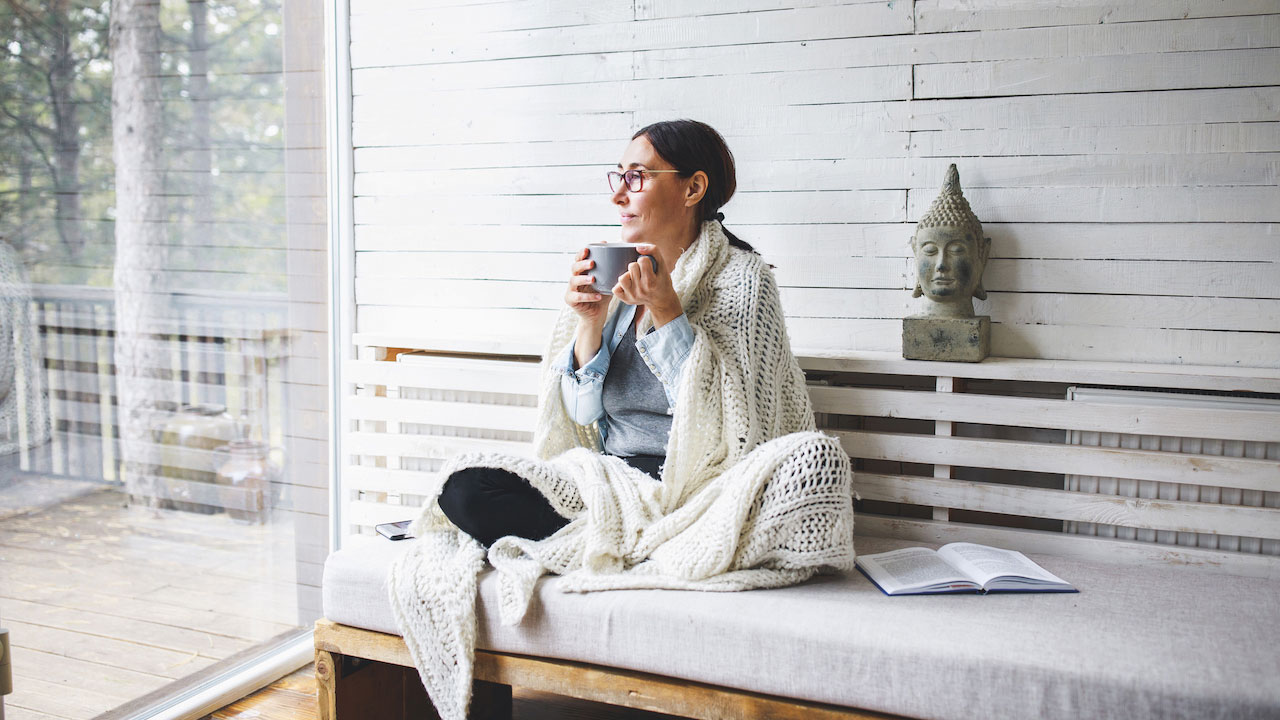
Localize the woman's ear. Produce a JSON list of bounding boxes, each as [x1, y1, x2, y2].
[[684, 170, 709, 207]]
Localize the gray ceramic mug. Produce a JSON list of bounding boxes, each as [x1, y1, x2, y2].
[[585, 243, 658, 295]]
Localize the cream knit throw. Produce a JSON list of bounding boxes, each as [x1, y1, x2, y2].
[[389, 221, 856, 720]]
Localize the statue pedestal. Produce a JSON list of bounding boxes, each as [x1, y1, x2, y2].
[[902, 316, 990, 362]]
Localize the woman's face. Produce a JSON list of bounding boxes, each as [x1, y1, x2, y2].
[[612, 135, 696, 245]]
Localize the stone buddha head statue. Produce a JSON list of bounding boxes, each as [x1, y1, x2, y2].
[[910, 164, 991, 318]]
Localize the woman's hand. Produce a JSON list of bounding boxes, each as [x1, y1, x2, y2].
[[565, 247, 609, 325], [613, 244, 681, 327]]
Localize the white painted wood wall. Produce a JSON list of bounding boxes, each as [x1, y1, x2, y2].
[[348, 0, 1279, 367]]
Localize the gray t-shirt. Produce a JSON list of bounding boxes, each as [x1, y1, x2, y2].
[[601, 316, 672, 457]]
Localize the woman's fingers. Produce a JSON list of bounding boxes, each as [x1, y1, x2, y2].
[[570, 291, 603, 303]]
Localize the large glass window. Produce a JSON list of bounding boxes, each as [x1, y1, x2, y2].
[[0, 1, 327, 716]]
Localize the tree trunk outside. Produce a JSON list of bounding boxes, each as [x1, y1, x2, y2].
[[49, 0, 85, 258], [111, 0, 169, 504], [186, 0, 213, 247]]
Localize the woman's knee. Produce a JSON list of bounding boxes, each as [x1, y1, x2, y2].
[[437, 468, 487, 527]]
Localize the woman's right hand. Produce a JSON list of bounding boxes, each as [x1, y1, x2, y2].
[[565, 247, 609, 324]]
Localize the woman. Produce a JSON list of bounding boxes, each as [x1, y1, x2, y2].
[[391, 120, 854, 720], [435, 119, 767, 544]]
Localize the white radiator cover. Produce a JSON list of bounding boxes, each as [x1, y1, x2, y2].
[[1065, 387, 1280, 555]]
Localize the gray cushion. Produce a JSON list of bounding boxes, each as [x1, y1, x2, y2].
[[323, 535, 1280, 720]]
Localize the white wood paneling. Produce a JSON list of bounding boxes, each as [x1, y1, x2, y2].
[[349, 2, 1280, 397], [345, 0, 1280, 548]]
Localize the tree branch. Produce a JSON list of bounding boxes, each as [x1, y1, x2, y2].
[[0, 104, 57, 176]]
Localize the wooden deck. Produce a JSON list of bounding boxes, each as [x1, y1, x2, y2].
[[0, 485, 309, 720]]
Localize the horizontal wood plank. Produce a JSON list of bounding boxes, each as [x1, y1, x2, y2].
[[914, 0, 1280, 33], [838, 430, 1280, 492], [916, 48, 1280, 98], [350, 3, 914, 67], [811, 386, 1280, 442], [344, 396, 537, 433], [854, 473, 1280, 540], [345, 357, 541, 394], [344, 431, 532, 460]]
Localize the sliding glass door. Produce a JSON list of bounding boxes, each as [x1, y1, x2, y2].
[[0, 1, 328, 716]]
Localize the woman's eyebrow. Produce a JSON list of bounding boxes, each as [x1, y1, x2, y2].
[[617, 162, 647, 169]]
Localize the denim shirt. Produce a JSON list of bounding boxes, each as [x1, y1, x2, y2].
[[550, 302, 695, 445]]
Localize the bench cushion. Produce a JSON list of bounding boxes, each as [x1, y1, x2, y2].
[[323, 535, 1280, 720]]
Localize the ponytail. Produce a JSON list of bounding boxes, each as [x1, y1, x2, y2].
[[712, 211, 757, 255]]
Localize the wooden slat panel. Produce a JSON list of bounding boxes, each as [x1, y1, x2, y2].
[[354, 189, 908, 226], [344, 396, 537, 433], [355, 306, 559, 352], [342, 466, 439, 495], [916, 48, 1280, 98], [356, 66, 914, 118], [352, 222, 1279, 264], [345, 358, 541, 394], [356, 253, 910, 288], [910, 122, 1280, 157], [637, 15, 1280, 76], [855, 473, 1280, 540], [906, 186, 1280, 224], [350, 3, 914, 67], [914, 0, 1280, 33], [797, 352, 1280, 394], [344, 431, 532, 459], [345, 498, 421, 527], [838, 430, 1280, 492], [788, 318, 1280, 368], [812, 386, 1280, 443], [854, 516, 1280, 579], [357, 152, 1280, 199]]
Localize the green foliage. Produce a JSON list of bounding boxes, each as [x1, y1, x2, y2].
[[0, 0, 288, 293]]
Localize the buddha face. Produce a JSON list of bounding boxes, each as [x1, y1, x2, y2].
[[912, 226, 987, 316]]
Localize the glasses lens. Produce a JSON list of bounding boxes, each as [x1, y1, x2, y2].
[[625, 170, 643, 192], [607, 171, 621, 192]]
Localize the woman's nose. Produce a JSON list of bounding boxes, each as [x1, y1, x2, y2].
[[611, 184, 628, 204]]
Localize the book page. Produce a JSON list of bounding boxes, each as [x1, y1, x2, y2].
[[937, 543, 1069, 588], [857, 547, 977, 594]]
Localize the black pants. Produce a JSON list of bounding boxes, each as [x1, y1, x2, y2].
[[437, 454, 663, 547]]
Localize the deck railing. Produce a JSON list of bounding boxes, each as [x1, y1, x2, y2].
[[9, 285, 291, 505]]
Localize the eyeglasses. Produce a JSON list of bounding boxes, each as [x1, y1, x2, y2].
[[607, 168, 682, 193]]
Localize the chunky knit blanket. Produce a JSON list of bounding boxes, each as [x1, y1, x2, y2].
[[389, 221, 856, 720]]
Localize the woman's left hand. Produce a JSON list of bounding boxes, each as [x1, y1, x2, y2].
[[613, 244, 681, 326]]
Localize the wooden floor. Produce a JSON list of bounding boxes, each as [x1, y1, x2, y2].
[[207, 664, 690, 720], [0, 486, 310, 720]]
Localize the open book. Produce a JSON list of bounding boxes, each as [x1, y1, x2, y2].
[[856, 542, 1077, 595]]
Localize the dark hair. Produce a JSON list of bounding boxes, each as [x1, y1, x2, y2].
[[633, 119, 758, 255]]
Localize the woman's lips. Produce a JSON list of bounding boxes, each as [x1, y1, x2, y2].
[[620, 213, 637, 223]]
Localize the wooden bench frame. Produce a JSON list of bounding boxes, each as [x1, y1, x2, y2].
[[314, 619, 899, 720]]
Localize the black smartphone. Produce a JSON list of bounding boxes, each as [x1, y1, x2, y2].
[[375, 520, 414, 541]]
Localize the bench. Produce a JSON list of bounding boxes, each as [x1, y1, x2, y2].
[[317, 347, 1280, 719]]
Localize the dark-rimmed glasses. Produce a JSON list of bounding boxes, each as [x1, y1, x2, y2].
[[607, 168, 681, 193]]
